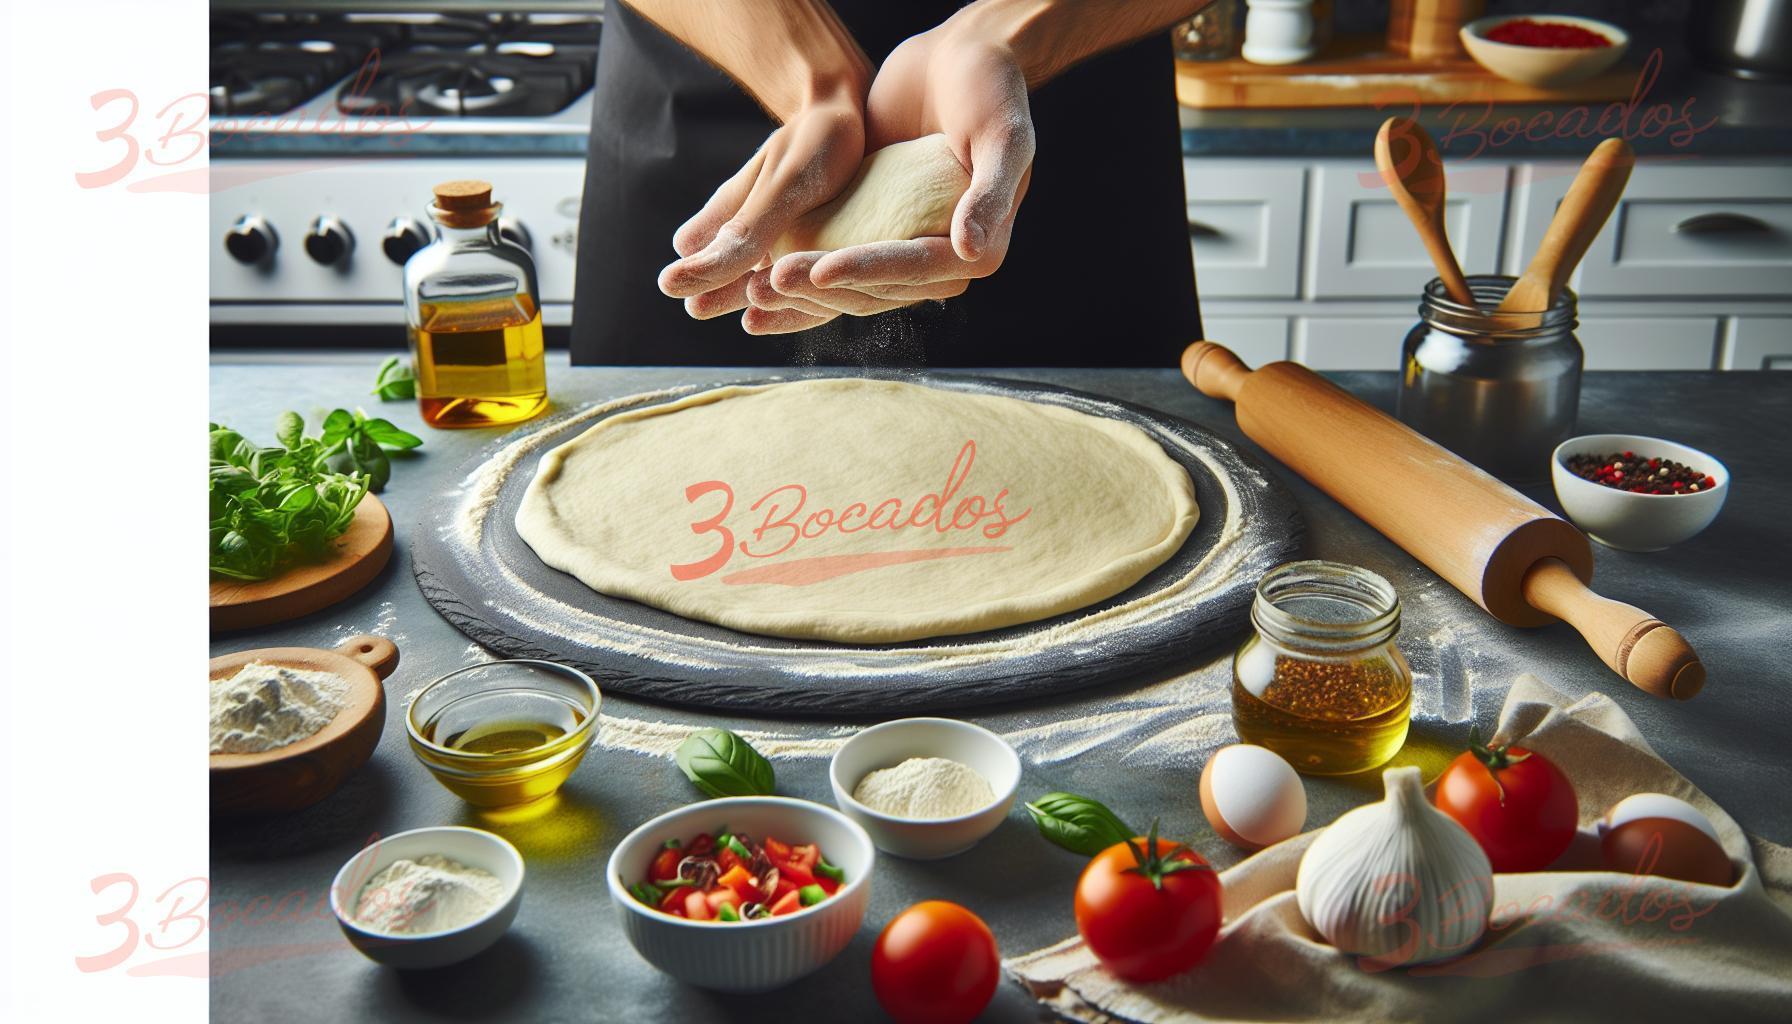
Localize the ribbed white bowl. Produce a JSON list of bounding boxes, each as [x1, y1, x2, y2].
[[607, 797, 874, 992]]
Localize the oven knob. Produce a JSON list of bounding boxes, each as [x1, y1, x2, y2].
[[224, 215, 278, 265], [382, 217, 429, 265], [498, 217, 533, 253], [304, 216, 355, 266]]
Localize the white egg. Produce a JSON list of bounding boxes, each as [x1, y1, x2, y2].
[[1200, 744, 1307, 850], [1600, 792, 1720, 843]]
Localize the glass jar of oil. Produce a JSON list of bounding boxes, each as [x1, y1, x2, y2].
[[402, 180, 548, 429], [1232, 560, 1411, 775], [405, 660, 600, 807]]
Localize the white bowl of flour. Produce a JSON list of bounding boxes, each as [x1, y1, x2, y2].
[[829, 718, 1021, 860], [330, 826, 525, 969]]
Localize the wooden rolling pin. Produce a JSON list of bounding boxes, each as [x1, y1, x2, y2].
[[1181, 341, 1704, 700]]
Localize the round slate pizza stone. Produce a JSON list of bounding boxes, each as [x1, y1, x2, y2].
[[412, 374, 1303, 716]]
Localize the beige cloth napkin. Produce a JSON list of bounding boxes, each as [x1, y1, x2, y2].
[[1006, 675, 1792, 1023]]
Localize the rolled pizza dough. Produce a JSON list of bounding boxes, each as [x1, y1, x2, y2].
[[515, 379, 1197, 644], [770, 134, 970, 259]]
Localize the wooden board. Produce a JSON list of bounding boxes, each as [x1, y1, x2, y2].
[[210, 495, 394, 632], [410, 374, 1304, 717], [210, 635, 399, 817], [1177, 36, 1635, 109]]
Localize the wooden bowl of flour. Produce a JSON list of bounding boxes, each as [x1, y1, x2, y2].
[[210, 634, 398, 817]]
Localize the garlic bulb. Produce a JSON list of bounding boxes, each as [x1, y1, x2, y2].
[[1296, 765, 1492, 966]]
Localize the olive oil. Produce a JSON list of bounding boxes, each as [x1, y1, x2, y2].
[[410, 293, 548, 428], [403, 179, 549, 430], [415, 689, 590, 806], [1232, 641, 1412, 776]]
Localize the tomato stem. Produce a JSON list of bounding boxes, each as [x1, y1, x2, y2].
[[1466, 725, 1530, 805], [1122, 820, 1212, 891]]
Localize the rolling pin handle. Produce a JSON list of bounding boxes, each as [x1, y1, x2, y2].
[[1180, 341, 1250, 402], [1520, 558, 1705, 700]]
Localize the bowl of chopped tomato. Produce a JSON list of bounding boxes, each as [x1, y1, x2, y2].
[[1461, 15, 1628, 87], [606, 796, 875, 991]]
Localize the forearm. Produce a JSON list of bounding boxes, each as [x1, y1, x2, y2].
[[622, 0, 872, 120], [949, 0, 1212, 87]]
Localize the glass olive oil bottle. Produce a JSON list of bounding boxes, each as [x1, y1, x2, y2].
[[403, 180, 548, 429]]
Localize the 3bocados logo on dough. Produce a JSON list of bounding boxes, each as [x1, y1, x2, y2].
[[668, 440, 1031, 586]]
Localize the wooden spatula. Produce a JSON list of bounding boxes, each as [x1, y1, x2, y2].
[[1375, 116, 1477, 309], [1498, 138, 1635, 315]]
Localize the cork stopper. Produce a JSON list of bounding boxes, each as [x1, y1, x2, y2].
[[431, 180, 497, 228]]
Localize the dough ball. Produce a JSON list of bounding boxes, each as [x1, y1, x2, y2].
[[771, 134, 970, 259]]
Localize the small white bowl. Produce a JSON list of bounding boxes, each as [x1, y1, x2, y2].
[[330, 826, 525, 970], [1461, 15, 1628, 87], [829, 717, 1021, 861], [1552, 434, 1729, 552], [607, 797, 874, 992]]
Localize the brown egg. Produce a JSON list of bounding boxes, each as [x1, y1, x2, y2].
[[1600, 817, 1733, 887]]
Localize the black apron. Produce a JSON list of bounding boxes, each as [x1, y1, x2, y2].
[[572, 4, 1200, 367]]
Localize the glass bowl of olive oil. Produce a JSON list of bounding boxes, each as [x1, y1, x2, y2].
[[406, 660, 600, 807]]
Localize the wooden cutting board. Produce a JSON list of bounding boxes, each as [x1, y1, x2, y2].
[[209, 634, 399, 817], [210, 495, 394, 632]]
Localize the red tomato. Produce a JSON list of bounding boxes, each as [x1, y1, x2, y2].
[[683, 889, 711, 921], [649, 846, 682, 883], [769, 890, 802, 916], [1434, 728, 1577, 873], [1074, 828, 1221, 982], [871, 901, 999, 1024]]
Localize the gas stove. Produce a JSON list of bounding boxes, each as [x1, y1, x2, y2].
[[210, 9, 600, 337]]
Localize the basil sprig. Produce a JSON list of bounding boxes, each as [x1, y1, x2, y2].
[[371, 356, 417, 400], [675, 728, 776, 799], [1024, 792, 1136, 857]]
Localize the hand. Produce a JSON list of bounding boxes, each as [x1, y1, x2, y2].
[[656, 86, 867, 334], [745, 18, 1036, 334]]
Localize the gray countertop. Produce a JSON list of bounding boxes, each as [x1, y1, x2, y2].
[[209, 355, 1791, 1022]]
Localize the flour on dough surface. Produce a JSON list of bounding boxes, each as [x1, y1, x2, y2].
[[772, 134, 970, 259]]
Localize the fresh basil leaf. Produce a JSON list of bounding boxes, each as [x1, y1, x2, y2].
[[674, 728, 776, 799], [361, 417, 423, 449], [1024, 792, 1135, 857], [274, 411, 304, 449], [372, 356, 418, 400], [320, 408, 355, 446]]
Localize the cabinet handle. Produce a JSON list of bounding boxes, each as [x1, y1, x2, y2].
[[1189, 221, 1223, 239], [1671, 212, 1775, 236]]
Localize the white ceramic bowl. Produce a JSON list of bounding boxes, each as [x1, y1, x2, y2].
[[1551, 434, 1729, 552], [830, 717, 1021, 860], [329, 826, 525, 970], [1461, 15, 1628, 87], [607, 797, 874, 992]]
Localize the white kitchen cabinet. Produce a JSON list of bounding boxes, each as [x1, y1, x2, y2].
[[1725, 317, 1792, 370], [1307, 161, 1508, 298], [1182, 160, 1305, 298], [1202, 316, 1290, 367], [1508, 163, 1792, 298], [1577, 318, 1720, 370], [1292, 316, 1409, 370]]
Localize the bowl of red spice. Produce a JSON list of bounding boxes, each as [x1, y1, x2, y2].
[[1552, 434, 1728, 552], [1461, 15, 1627, 87]]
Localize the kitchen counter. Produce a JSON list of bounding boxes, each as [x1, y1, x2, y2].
[[209, 355, 1791, 1022]]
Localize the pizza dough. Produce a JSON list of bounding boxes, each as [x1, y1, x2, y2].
[[515, 379, 1198, 644], [771, 134, 970, 259]]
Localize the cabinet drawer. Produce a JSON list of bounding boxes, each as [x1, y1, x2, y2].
[[1183, 161, 1304, 299], [1509, 163, 1792, 298], [1577, 317, 1718, 370], [1309, 162, 1509, 298], [1202, 317, 1289, 367], [1725, 316, 1792, 370], [1292, 316, 1409, 370]]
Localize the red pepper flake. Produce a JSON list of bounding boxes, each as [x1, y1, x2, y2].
[[1485, 18, 1614, 49]]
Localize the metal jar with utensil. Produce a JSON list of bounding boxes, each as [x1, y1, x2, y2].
[[1396, 275, 1582, 483]]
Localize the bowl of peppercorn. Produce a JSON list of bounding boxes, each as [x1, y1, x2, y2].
[[1553, 434, 1728, 552]]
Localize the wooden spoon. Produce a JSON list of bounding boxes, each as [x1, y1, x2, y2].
[[210, 634, 399, 817], [1375, 116, 1477, 309], [1498, 138, 1635, 315]]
